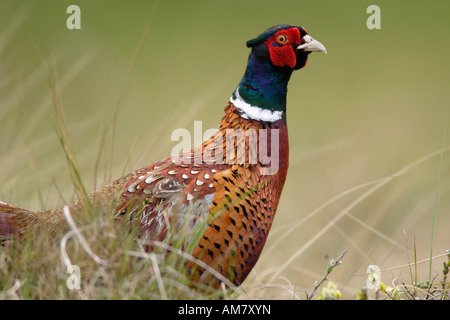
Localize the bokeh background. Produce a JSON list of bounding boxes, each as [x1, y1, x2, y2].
[[0, 0, 449, 298]]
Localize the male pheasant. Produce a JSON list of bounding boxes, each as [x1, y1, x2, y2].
[[0, 24, 326, 288]]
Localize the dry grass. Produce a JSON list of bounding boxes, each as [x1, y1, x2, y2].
[[1, 209, 447, 299], [0, 208, 230, 300]]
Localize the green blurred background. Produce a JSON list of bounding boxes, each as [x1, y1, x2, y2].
[[1, 0, 449, 298]]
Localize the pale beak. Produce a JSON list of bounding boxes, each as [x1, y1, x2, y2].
[[297, 35, 327, 54]]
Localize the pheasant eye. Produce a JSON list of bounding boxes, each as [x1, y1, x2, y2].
[[276, 34, 288, 44]]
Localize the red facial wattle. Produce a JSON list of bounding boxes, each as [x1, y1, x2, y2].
[[264, 28, 302, 68]]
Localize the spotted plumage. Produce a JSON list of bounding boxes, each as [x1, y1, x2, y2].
[[0, 24, 326, 288]]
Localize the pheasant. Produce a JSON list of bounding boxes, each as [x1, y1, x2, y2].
[[0, 24, 326, 288]]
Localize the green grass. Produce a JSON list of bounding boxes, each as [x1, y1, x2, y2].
[[429, 132, 446, 284], [1, 0, 450, 300]]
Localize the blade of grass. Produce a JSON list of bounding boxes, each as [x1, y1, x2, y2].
[[62, 206, 108, 266], [148, 253, 168, 300], [414, 235, 418, 296], [93, 57, 114, 190], [429, 131, 446, 283], [267, 146, 450, 285], [49, 56, 91, 207], [353, 251, 449, 275], [126, 241, 239, 292], [265, 178, 392, 258], [107, 0, 160, 180], [333, 203, 406, 250]]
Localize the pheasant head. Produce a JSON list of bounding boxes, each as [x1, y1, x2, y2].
[[232, 24, 327, 122]]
